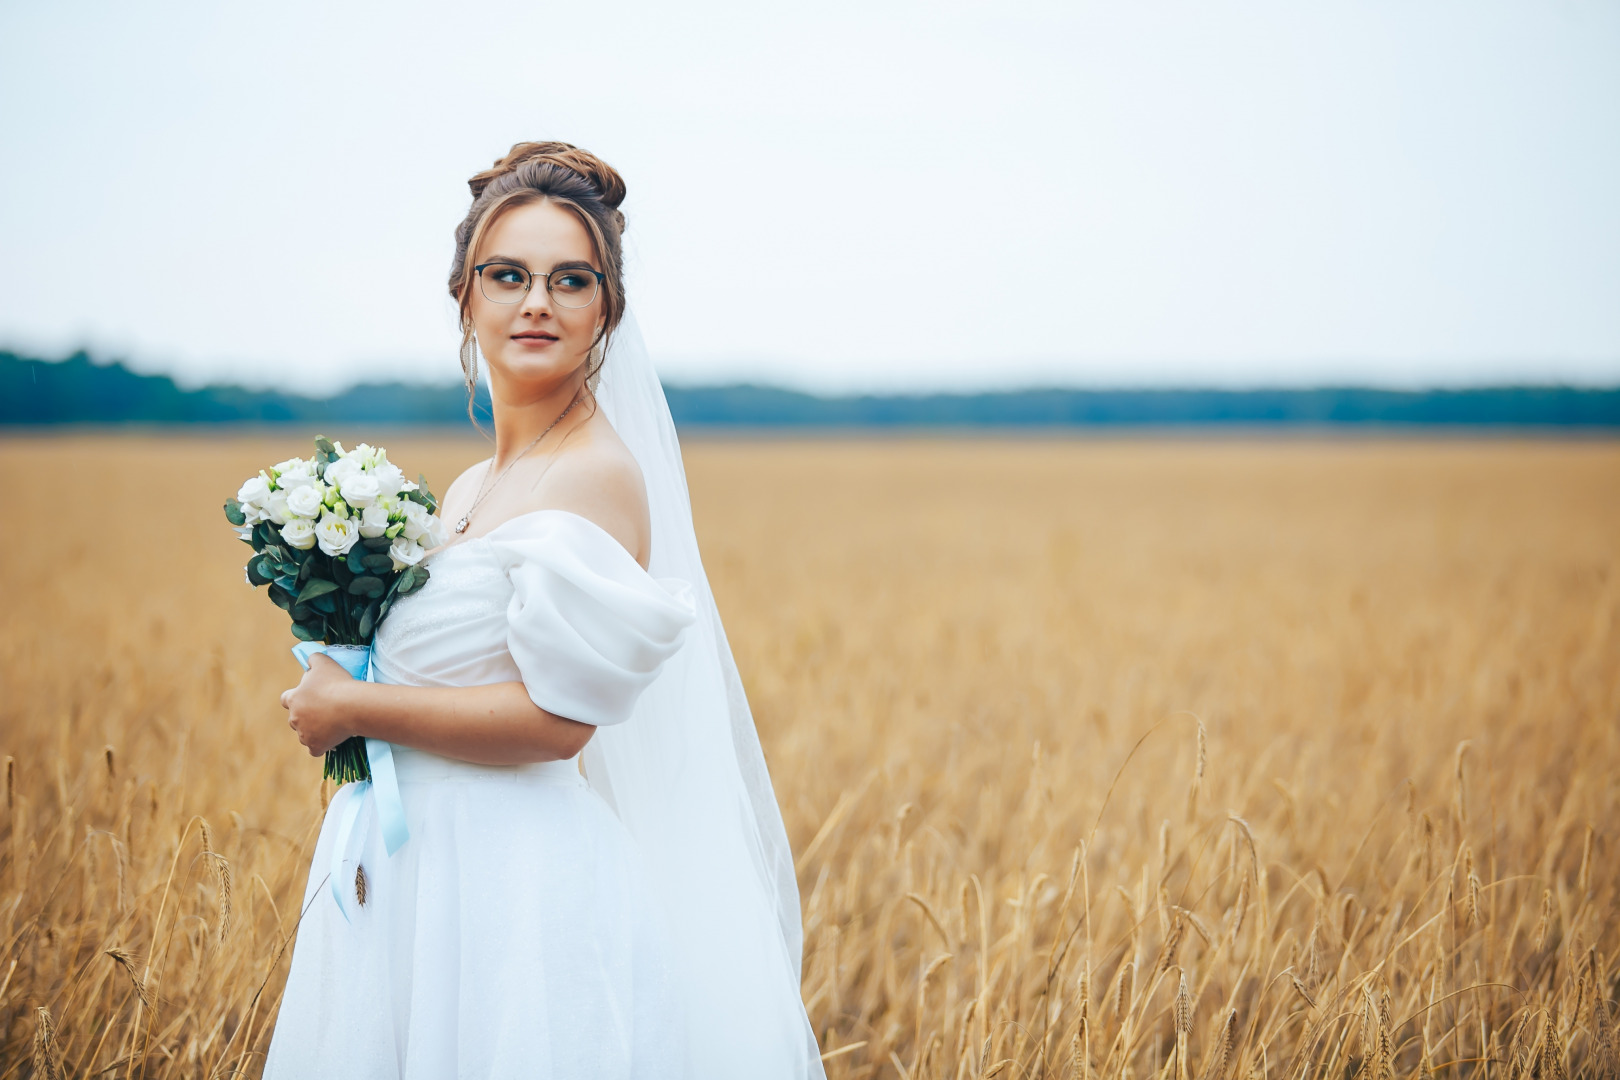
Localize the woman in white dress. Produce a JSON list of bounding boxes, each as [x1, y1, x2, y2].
[[265, 142, 825, 1078]]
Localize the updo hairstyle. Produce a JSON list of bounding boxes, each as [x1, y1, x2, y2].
[[447, 141, 628, 406]]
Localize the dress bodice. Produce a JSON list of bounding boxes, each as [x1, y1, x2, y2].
[[371, 509, 698, 727]]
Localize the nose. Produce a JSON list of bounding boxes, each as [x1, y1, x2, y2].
[[518, 278, 553, 319]]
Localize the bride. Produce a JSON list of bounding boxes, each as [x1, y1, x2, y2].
[[264, 142, 825, 1078]]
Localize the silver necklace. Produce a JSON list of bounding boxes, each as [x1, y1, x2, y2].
[[453, 388, 583, 534]]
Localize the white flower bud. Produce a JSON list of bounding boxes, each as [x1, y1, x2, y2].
[[272, 457, 319, 488], [323, 455, 363, 490], [265, 489, 292, 525], [388, 535, 426, 571], [369, 462, 407, 496], [280, 518, 318, 550], [359, 503, 391, 538], [400, 500, 431, 541], [285, 484, 325, 519], [237, 475, 272, 508]]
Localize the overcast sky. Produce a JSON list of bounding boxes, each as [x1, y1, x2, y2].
[[2, 0, 1617, 394]]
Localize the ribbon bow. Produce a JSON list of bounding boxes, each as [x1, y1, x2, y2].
[[291, 641, 410, 923]]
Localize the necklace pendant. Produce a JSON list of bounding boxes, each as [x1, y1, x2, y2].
[[454, 516, 470, 534]]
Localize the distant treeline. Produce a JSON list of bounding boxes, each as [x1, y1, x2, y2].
[[4, 350, 1619, 429]]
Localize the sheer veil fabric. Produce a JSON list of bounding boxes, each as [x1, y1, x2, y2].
[[583, 311, 825, 1077]]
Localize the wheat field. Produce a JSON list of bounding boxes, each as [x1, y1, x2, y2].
[[1, 431, 1617, 1079]]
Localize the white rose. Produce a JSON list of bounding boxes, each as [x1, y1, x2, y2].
[[339, 472, 382, 509], [238, 475, 272, 507], [388, 535, 426, 571], [280, 517, 317, 550], [240, 501, 267, 525], [324, 455, 363, 489], [273, 457, 318, 488], [369, 462, 407, 496], [400, 500, 431, 541], [265, 489, 291, 525], [285, 483, 325, 519], [352, 443, 385, 468], [315, 512, 360, 556], [359, 503, 392, 538]]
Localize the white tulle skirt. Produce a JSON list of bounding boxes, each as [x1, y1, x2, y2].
[[262, 746, 684, 1079]]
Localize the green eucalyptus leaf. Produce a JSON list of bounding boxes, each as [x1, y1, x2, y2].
[[274, 573, 298, 594], [361, 553, 393, 572], [253, 522, 279, 547], [346, 549, 367, 574], [246, 556, 273, 587], [314, 434, 336, 456], [332, 559, 354, 587], [295, 578, 341, 604], [362, 536, 391, 552], [224, 499, 246, 526], [296, 557, 315, 584], [310, 593, 337, 615], [346, 575, 386, 599], [358, 603, 377, 639], [290, 621, 319, 641]]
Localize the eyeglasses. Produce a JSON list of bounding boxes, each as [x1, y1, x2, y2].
[[473, 262, 605, 308]]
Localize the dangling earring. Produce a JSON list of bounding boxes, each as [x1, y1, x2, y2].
[[585, 338, 605, 392], [460, 332, 479, 396]]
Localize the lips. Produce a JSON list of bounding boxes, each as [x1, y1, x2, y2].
[[511, 331, 558, 342]]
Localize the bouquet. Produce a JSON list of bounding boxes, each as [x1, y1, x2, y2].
[[225, 435, 445, 783]]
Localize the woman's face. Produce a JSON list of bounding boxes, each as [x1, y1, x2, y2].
[[468, 199, 604, 392]]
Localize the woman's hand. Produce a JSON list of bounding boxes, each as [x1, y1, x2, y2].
[[280, 653, 360, 756]]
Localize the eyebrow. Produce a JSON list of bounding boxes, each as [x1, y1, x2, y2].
[[483, 254, 599, 272]]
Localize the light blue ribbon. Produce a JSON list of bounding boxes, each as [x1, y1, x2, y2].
[[292, 641, 410, 923]]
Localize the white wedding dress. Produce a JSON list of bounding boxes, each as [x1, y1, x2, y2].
[[263, 509, 701, 1078]]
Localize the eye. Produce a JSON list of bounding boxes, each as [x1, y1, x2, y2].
[[487, 265, 528, 286], [553, 272, 589, 292]]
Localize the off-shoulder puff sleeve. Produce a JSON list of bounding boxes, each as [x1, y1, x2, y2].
[[484, 511, 698, 726]]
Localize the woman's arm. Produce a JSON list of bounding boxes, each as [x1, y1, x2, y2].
[[279, 435, 648, 766], [280, 653, 594, 766]]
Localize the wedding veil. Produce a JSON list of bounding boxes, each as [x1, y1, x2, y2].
[[584, 310, 825, 1078]]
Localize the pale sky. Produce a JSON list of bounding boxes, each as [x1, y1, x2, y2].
[[2, 0, 1617, 394]]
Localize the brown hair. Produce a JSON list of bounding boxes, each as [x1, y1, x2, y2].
[[447, 141, 628, 413]]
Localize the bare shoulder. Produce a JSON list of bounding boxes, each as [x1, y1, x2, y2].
[[540, 419, 651, 569]]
